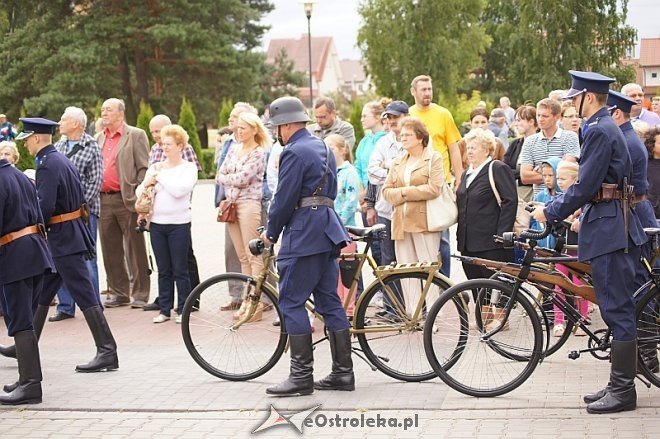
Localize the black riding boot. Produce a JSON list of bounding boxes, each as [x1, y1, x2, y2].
[[0, 304, 48, 360], [0, 330, 42, 405], [587, 340, 637, 414], [75, 306, 119, 372], [583, 383, 610, 404], [266, 333, 314, 396], [314, 329, 355, 391]]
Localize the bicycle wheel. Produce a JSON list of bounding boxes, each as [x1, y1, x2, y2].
[[636, 284, 660, 387], [181, 273, 287, 381], [424, 279, 544, 397], [353, 272, 452, 382], [489, 273, 573, 357]]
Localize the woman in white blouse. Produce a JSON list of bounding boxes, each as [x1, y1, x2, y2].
[[137, 124, 198, 324]]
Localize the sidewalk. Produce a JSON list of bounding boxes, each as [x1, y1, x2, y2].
[[1, 182, 659, 438]]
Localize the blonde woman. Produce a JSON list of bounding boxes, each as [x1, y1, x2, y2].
[[382, 117, 443, 317], [216, 112, 268, 320], [136, 124, 198, 323], [0, 141, 19, 164]]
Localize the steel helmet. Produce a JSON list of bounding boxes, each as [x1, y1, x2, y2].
[[269, 96, 310, 126]]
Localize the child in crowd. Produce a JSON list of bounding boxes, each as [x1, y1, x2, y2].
[[530, 157, 562, 249], [326, 134, 360, 317], [552, 160, 589, 337]]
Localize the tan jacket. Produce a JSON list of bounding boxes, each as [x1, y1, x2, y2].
[[382, 147, 444, 240], [97, 123, 150, 212]]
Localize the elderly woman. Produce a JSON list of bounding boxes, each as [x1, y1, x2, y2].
[[216, 112, 268, 321], [0, 141, 19, 165], [136, 124, 198, 324], [456, 128, 517, 329], [382, 117, 443, 316]]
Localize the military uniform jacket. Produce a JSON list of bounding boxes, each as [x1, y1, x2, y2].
[[266, 128, 350, 258], [620, 121, 656, 229], [544, 107, 646, 261], [0, 159, 54, 284], [36, 145, 95, 258]]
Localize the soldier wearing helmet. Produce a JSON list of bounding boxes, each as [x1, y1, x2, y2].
[[260, 96, 353, 397]]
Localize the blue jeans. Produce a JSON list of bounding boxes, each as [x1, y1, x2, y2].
[[150, 222, 192, 316], [439, 229, 451, 277], [56, 214, 100, 316]]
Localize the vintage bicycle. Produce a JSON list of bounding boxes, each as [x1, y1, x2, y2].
[[181, 224, 455, 382], [422, 223, 660, 397]]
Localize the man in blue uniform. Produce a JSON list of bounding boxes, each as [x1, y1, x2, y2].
[[608, 90, 659, 373], [531, 72, 647, 414], [260, 97, 353, 396], [0, 154, 54, 404], [0, 118, 118, 375]]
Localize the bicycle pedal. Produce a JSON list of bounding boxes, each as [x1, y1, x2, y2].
[[568, 350, 580, 360]]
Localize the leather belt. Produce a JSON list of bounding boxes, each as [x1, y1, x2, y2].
[[49, 206, 86, 225], [591, 183, 622, 204], [296, 196, 335, 210], [0, 225, 44, 247], [632, 194, 648, 205]]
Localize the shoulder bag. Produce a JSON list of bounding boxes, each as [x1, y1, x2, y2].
[[488, 160, 529, 234], [426, 154, 457, 232], [135, 164, 161, 215]]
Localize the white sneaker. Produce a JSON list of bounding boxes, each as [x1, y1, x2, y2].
[[175, 315, 182, 324], [553, 323, 565, 337], [153, 314, 170, 323]]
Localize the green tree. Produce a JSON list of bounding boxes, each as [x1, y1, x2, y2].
[[136, 101, 155, 146], [349, 100, 365, 155], [218, 98, 234, 128], [0, 0, 274, 125], [357, 0, 490, 103], [257, 48, 306, 107], [480, 0, 637, 103], [179, 97, 202, 164]]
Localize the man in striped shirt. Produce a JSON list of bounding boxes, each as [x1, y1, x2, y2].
[[521, 98, 580, 195]]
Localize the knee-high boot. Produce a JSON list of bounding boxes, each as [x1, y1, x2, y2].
[[314, 329, 355, 391], [0, 304, 48, 360], [75, 306, 119, 372], [266, 333, 314, 396], [0, 330, 42, 405], [587, 340, 637, 414]]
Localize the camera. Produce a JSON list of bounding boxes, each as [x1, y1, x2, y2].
[[135, 219, 148, 234]]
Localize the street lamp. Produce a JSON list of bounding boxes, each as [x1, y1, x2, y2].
[[301, 1, 318, 108]]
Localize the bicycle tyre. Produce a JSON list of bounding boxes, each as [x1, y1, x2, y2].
[[181, 273, 287, 381], [635, 284, 660, 388], [353, 272, 452, 382], [424, 279, 544, 397]]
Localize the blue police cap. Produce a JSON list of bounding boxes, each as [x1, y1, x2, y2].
[[16, 117, 59, 140], [607, 89, 637, 114], [564, 70, 615, 99], [382, 100, 409, 117]]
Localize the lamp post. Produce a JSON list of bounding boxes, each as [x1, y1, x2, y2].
[[302, 1, 318, 108]]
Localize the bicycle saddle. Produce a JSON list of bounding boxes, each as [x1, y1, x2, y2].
[[346, 223, 386, 238], [644, 228, 660, 237]]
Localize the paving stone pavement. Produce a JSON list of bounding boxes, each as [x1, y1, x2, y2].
[[1, 182, 660, 438]]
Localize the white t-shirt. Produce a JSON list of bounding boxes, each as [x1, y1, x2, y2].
[[137, 161, 198, 224]]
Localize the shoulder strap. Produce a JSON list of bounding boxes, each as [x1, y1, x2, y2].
[[488, 161, 502, 207], [312, 141, 331, 196], [66, 141, 86, 159]]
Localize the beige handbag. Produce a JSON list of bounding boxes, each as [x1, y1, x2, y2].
[[426, 157, 457, 232]]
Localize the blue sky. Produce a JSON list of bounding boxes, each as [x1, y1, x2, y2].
[[262, 0, 660, 60]]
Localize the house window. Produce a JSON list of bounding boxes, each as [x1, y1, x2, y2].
[[653, 72, 658, 78]]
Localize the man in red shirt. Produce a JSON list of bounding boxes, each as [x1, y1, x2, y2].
[[97, 98, 151, 307]]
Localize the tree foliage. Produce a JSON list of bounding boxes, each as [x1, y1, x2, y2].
[[257, 48, 306, 106], [0, 0, 273, 126], [479, 0, 637, 103], [357, 0, 490, 103], [136, 101, 155, 146], [218, 98, 234, 129], [178, 97, 202, 162]]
